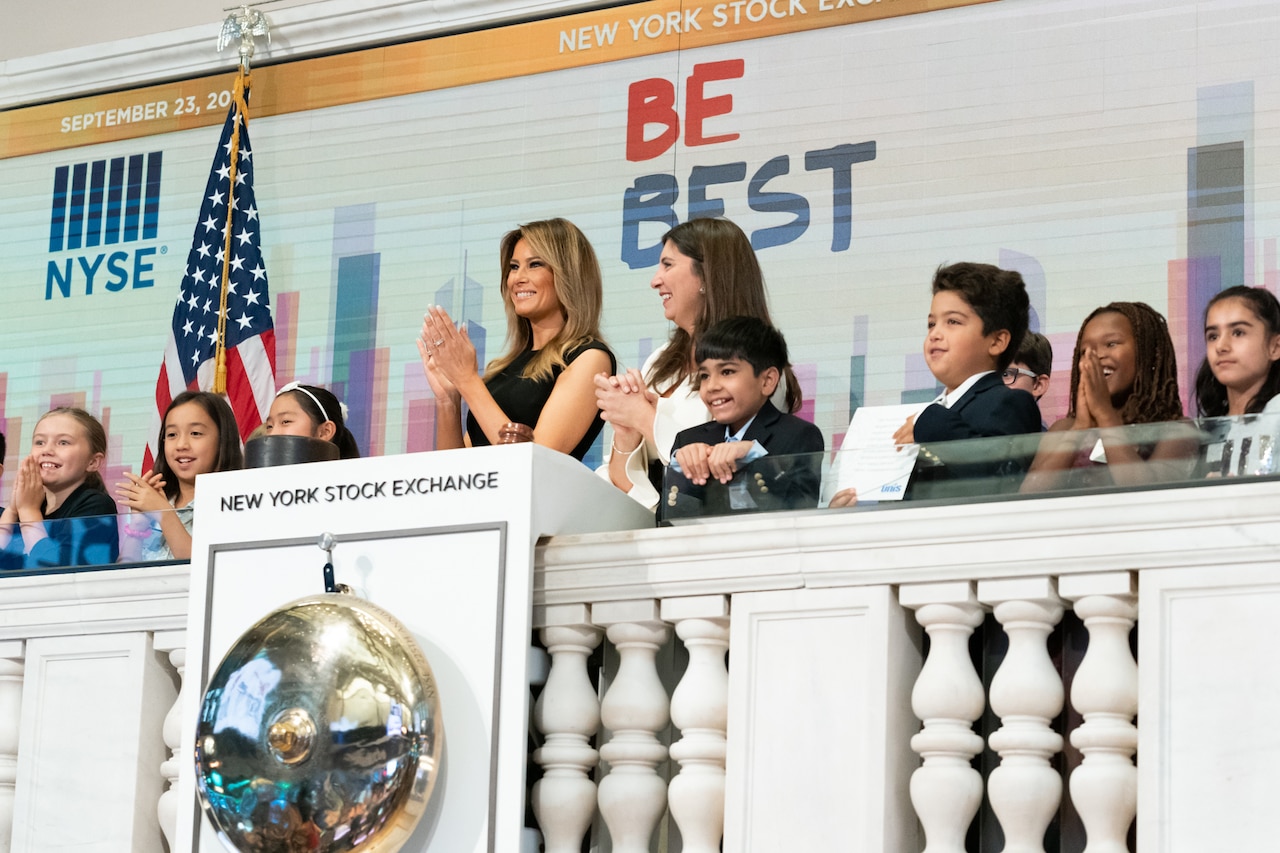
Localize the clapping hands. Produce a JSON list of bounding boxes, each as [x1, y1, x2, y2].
[[417, 306, 475, 403]]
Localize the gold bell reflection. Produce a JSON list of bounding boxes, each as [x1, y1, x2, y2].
[[194, 592, 443, 853], [267, 707, 316, 765]]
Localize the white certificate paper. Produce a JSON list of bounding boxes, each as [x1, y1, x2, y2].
[[831, 403, 928, 501]]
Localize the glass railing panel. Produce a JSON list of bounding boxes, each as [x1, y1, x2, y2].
[[906, 415, 1277, 501], [660, 413, 1280, 522], [0, 507, 188, 574], [6, 418, 1280, 544], [657, 449, 832, 523], [1198, 412, 1280, 478]]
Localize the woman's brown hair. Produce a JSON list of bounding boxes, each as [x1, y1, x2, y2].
[[647, 218, 800, 412]]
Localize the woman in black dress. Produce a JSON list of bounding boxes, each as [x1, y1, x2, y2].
[[418, 218, 615, 460]]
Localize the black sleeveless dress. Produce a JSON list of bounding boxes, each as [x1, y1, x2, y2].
[[465, 340, 615, 460]]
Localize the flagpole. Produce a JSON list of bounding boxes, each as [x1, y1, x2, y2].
[[142, 7, 276, 473], [214, 66, 251, 394], [212, 6, 270, 395]]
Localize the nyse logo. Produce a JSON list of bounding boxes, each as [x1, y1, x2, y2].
[[46, 151, 163, 299]]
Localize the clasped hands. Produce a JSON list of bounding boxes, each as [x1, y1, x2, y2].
[[1070, 348, 1122, 430], [417, 305, 478, 402], [115, 471, 169, 513], [594, 369, 657, 453], [7, 457, 50, 517], [673, 440, 755, 486]]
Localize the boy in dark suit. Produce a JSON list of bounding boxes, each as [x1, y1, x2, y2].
[[830, 263, 1041, 507], [662, 316, 824, 520], [906, 262, 1042, 497], [908, 263, 1041, 440]]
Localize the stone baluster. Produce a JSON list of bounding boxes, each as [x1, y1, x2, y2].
[[1060, 573, 1138, 853], [594, 599, 671, 853], [154, 631, 187, 851], [899, 582, 987, 853], [525, 640, 551, 853], [979, 578, 1066, 853], [530, 604, 604, 853], [662, 595, 730, 853], [0, 641, 23, 853]]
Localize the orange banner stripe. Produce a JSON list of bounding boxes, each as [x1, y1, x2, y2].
[[1, 0, 995, 159]]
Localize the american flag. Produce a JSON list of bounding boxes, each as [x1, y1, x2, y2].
[[144, 81, 276, 470]]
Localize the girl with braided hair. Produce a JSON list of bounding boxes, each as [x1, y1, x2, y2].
[[1023, 301, 1198, 491]]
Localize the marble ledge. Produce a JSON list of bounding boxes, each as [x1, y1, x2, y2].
[[2, 479, 1274, 634], [0, 563, 191, 640], [535, 478, 1280, 604]]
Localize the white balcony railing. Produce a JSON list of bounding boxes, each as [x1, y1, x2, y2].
[[2, 473, 1278, 852]]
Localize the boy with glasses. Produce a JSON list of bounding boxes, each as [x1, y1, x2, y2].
[[1004, 331, 1051, 400], [1004, 331, 1052, 429]]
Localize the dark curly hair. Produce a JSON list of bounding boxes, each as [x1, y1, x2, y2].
[[1068, 302, 1183, 424], [931, 262, 1030, 371], [1193, 285, 1280, 416]]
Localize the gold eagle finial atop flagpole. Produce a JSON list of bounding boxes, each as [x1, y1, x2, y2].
[[212, 6, 269, 393]]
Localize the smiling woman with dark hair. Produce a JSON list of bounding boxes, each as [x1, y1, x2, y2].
[[594, 218, 798, 510]]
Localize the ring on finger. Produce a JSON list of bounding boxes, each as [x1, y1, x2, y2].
[[433, 338, 445, 346]]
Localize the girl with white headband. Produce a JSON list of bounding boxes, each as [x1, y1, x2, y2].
[[264, 382, 361, 459]]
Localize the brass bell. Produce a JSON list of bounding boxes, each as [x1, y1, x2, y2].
[[195, 592, 444, 852]]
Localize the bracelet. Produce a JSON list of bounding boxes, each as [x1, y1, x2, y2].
[[612, 437, 642, 456], [122, 516, 160, 539]]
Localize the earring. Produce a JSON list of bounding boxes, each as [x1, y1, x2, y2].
[[699, 287, 705, 294]]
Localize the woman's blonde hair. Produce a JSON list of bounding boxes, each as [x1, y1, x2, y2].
[[485, 218, 606, 382]]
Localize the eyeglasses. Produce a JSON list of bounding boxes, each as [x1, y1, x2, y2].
[[1001, 367, 1038, 385]]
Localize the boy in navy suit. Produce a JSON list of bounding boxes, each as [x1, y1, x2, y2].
[[909, 263, 1041, 440], [662, 316, 824, 520], [831, 262, 1041, 506]]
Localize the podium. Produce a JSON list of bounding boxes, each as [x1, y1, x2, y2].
[[173, 444, 654, 853]]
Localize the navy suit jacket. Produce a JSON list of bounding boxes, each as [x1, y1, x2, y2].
[[908, 372, 1042, 500], [661, 401, 825, 521]]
